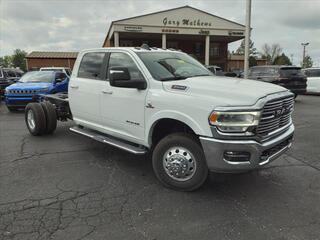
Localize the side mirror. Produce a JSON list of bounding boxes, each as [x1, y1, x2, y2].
[[109, 67, 146, 90]]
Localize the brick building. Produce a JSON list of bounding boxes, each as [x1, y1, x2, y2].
[[227, 54, 268, 71], [26, 51, 78, 71]]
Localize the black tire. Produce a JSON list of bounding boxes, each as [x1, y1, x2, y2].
[[25, 103, 47, 136], [294, 93, 298, 99], [7, 106, 18, 112], [40, 101, 57, 134], [152, 133, 208, 191]]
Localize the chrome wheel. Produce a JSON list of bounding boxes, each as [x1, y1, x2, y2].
[[27, 109, 35, 130], [163, 146, 196, 181]]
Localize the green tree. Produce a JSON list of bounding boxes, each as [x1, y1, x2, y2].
[[236, 39, 258, 56], [260, 43, 282, 64], [273, 53, 292, 65], [11, 49, 27, 71], [249, 56, 257, 67], [0, 55, 13, 67], [301, 55, 313, 68]]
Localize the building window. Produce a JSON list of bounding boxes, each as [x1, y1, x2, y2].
[[194, 42, 203, 57], [167, 41, 178, 49], [210, 46, 219, 57], [120, 40, 133, 47]]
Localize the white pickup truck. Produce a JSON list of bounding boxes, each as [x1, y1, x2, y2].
[[24, 46, 295, 191]]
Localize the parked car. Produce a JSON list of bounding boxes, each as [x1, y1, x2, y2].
[[248, 65, 307, 98], [4, 71, 69, 111], [40, 67, 72, 77], [302, 68, 320, 94], [24, 47, 294, 191], [230, 68, 244, 78], [0, 67, 24, 97], [206, 65, 224, 76]]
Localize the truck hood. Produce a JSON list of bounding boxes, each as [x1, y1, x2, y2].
[[162, 76, 288, 106], [6, 82, 52, 91]]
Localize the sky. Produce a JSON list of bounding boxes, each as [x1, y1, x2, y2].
[[0, 0, 319, 66]]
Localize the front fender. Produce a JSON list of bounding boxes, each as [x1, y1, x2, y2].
[[145, 110, 210, 147]]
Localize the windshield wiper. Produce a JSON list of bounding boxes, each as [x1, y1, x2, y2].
[[160, 76, 187, 81], [157, 60, 187, 81], [187, 74, 212, 78]]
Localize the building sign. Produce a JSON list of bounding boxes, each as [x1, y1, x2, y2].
[[163, 17, 212, 27], [124, 26, 143, 32], [162, 29, 179, 33], [228, 31, 244, 36], [198, 30, 210, 35]]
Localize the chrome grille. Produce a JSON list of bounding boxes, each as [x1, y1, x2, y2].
[[257, 95, 294, 136]]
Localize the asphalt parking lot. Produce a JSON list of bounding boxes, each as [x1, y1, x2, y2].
[[0, 95, 319, 240]]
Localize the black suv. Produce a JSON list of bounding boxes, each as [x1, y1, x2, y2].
[[0, 68, 24, 97], [248, 66, 307, 98]]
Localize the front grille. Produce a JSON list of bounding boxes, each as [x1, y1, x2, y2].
[[257, 95, 294, 136], [9, 90, 38, 94]]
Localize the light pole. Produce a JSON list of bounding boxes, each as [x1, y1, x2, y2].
[[244, 0, 252, 79], [301, 42, 309, 67]]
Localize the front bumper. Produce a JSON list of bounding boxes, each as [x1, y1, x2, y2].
[[200, 124, 294, 173], [5, 95, 36, 108]]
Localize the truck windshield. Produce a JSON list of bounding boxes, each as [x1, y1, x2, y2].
[[19, 71, 54, 83], [137, 52, 212, 81]]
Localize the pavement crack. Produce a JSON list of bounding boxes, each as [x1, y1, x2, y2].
[[284, 153, 320, 172]]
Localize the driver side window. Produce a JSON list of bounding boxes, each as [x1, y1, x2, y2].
[[108, 53, 143, 80]]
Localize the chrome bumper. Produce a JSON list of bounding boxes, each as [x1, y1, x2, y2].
[[199, 124, 294, 173]]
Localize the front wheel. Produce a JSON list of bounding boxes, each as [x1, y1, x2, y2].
[[152, 133, 208, 191]]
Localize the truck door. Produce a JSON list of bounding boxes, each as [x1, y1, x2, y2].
[[100, 51, 147, 144], [68, 52, 106, 125]]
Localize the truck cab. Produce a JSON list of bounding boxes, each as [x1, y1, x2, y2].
[[24, 47, 295, 191]]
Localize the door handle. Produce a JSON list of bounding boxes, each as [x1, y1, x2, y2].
[[102, 90, 113, 94], [70, 85, 79, 89]]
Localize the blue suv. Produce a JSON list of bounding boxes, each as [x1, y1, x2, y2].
[[4, 71, 69, 111]]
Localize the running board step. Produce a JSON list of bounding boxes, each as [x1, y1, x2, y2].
[[70, 126, 147, 155]]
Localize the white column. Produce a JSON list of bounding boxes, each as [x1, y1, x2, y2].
[[205, 35, 210, 66], [244, 0, 252, 78], [162, 33, 166, 49], [114, 32, 119, 47]]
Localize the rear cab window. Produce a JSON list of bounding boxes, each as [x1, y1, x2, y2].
[[77, 52, 106, 80], [5, 70, 17, 78], [249, 67, 279, 77], [280, 67, 303, 77]]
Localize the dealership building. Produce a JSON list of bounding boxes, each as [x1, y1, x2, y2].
[[103, 5, 246, 70], [27, 6, 257, 71]]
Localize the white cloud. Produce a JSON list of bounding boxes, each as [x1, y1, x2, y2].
[[53, 17, 75, 28], [0, 0, 319, 66]]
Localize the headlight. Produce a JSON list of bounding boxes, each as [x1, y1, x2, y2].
[[209, 111, 260, 133]]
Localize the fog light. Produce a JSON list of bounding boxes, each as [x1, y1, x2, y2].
[[224, 151, 250, 162]]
